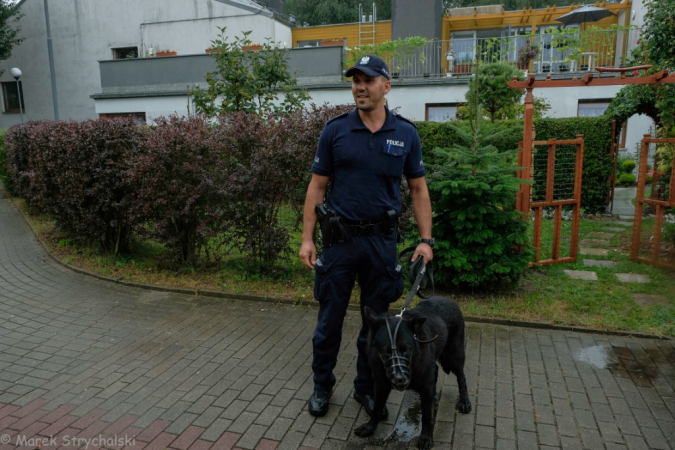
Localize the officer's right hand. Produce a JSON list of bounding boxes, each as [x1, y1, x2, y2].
[[299, 240, 317, 269]]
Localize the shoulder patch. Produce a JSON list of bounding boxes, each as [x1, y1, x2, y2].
[[394, 113, 417, 129], [326, 111, 349, 125]]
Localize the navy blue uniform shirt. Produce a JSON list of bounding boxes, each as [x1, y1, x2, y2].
[[311, 107, 425, 223]]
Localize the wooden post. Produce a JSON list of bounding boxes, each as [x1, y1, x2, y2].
[[631, 135, 651, 261], [570, 135, 584, 261], [520, 85, 535, 218]]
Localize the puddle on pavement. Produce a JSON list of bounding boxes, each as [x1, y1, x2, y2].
[[574, 345, 661, 386], [388, 392, 422, 444]]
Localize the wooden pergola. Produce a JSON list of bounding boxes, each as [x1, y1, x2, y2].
[[507, 66, 675, 265], [508, 66, 675, 217]]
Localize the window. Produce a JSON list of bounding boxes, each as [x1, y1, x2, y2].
[[112, 47, 138, 59], [1, 81, 25, 113], [426, 103, 459, 122], [99, 112, 146, 126], [577, 100, 611, 117], [297, 40, 321, 48]]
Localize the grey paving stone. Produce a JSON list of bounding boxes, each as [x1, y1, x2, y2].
[[616, 273, 651, 283], [581, 247, 610, 256], [587, 231, 617, 239], [583, 259, 616, 268], [605, 227, 629, 232], [564, 269, 599, 281], [581, 239, 610, 246], [633, 293, 669, 307]]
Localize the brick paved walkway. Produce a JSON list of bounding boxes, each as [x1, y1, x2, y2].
[[1, 189, 674, 449]]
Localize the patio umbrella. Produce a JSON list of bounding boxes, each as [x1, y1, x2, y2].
[[555, 5, 615, 26]]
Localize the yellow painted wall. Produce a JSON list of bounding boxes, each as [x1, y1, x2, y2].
[[292, 21, 392, 48]]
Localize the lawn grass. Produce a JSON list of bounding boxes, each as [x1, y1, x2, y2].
[[12, 197, 675, 337]]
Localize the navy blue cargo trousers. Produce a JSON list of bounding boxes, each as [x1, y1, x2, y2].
[[311, 229, 404, 395]]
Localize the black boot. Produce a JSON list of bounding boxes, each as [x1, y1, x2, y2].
[[308, 389, 332, 417], [354, 392, 389, 420]]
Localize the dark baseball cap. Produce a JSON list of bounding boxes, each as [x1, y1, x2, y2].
[[345, 54, 390, 80]]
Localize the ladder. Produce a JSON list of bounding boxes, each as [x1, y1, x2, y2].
[[358, 3, 376, 46]]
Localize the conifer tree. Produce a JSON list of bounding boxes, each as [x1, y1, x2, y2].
[[428, 78, 533, 288]]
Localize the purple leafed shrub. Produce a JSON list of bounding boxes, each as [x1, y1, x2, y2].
[[6, 119, 143, 252], [217, 104, 352, 271], [129, 115, 231, 266]]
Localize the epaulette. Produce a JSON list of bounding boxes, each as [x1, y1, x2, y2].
[[393, 112, 417, 129], [326, 111, 349, 125]]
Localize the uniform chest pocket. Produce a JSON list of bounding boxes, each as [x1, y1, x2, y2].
[[381, 144, 407, 177]]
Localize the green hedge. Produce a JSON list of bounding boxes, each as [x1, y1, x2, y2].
[[415, 116, 614, 214]]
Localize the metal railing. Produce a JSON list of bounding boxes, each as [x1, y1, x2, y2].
[[385, 28, 640, 79]]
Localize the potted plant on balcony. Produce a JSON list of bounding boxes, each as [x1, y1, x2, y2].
[[156, 49, 177, 57], [517, 42, 539, 71], [242, 43, 264, 51]]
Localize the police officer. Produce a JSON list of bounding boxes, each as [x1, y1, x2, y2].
[[299, 54, 434, 418]]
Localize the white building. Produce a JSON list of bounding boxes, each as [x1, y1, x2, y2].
[[0, 0, 291, 127]]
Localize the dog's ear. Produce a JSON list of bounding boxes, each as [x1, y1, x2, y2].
[[364, 306, 383, 327], [410, 317, 427, 334]]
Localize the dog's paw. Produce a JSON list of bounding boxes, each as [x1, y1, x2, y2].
[[354, 423, 376, 437], [456, 398, 472, 414], [417, 435, 434, 450]]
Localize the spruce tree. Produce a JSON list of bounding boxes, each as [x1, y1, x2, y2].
[[428, 85, 533, 288]]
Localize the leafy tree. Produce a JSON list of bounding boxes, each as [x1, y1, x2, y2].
[[606, 0, 675, 131], [465, 62, 525, 123], [192, 28, 309, 117], [642, 0, 675, 70], [0, 0, 23, 77], [344, 36, 427, 73], [285, 0, 390, 26]]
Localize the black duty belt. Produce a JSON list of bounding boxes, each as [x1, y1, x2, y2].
[[343, 220, 391, 237]]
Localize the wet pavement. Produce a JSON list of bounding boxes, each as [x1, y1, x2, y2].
[[1, 188, 674, 449]]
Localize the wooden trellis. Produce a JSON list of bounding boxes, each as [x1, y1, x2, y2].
[[518, 136, 584, 265], [508, 65, 675, 266], [631, 135, 675, 269]]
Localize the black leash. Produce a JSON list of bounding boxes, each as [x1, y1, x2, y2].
[[397, 246, 435, 315], [395, 247, 438, 343]]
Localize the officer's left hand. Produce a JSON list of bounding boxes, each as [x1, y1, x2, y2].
[[412, 243, 433, 264]]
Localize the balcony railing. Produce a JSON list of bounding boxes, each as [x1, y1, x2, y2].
[[385, 28, 641, 79]]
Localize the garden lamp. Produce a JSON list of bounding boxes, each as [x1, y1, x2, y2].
[[10, 68, 24, 123]]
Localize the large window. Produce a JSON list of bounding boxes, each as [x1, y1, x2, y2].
[[1, 81, 25, 113], [577, 100, 611, 117], [426, 103, 459, 122], [112, 47, 138, 59]]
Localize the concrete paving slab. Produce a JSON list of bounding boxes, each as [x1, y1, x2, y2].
[[586, 232, 616, 239], [616, 273, 651, 283], [619, 215, 634, 221], [604, 227, 628, 232], [633, 293, 670, 307], [614, 221, 634, 227], [583, 259, 616, 268], [611, 187, 636, 217], [580, 239, 609, 247], [580, 247, 609, 256], [564, 269, 599, 280]]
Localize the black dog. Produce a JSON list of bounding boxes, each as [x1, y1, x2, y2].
[[355, 296, 472, 450]]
